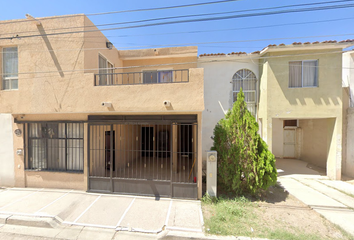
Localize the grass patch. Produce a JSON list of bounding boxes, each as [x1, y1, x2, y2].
[[201, 190, 351, 240]]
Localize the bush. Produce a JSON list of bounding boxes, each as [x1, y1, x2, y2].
[[211, 88, 277, 195]]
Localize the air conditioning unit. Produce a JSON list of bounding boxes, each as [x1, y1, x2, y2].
[[206, 151, 217, 197]]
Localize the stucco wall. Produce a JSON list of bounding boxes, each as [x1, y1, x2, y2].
[[0, 114, 15, 186], [346, 108, 354, 178], [25, 171, 85, 190], [299, 119, 329, 168], [198, 56, 259, 163], [272, 118, 283, 158], [258, 48, 344, 179]]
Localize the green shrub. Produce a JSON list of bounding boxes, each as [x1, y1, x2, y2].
[[211, 88, 277, 195]]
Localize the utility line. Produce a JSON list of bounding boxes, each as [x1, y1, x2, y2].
[[0, 33, 353, 54], [1, 3, 354, 40], [1, 0, 353, 37], [87, 0, 242, 16], [4, 49, 354, 79], [0, 0, 242, 26]]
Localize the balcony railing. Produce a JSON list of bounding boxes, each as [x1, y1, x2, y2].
[[94, 69, 189, 86]]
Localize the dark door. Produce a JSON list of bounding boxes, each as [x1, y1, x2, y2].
[[105, 131, 115, 170], [141, 127, 154, 157]]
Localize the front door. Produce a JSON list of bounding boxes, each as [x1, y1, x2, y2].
[[283, 129, 296, 158]]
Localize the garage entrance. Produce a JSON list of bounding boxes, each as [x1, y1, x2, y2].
[[88, 115, 198, 199]]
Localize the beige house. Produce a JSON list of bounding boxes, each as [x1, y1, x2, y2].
[[0, 14, 204, 199], [258, 41, 354, 180], [199, 41, 354, 180]]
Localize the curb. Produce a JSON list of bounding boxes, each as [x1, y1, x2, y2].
[[0, 214, 62, 229]]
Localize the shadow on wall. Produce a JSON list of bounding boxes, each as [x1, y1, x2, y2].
[[269, 61, 341, 106], [37, 25, 64, 78]]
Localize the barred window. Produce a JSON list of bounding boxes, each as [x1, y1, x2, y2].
[[26, 122, 84, 172], [232, 69, 257, 117]]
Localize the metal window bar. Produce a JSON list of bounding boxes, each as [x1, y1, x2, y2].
[[26, 122, 84, 173], [94, 69, 189, 86]]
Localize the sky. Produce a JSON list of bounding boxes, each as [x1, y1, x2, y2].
[[1, 0, 354, 55]]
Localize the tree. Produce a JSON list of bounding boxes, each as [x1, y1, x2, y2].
[[211, 88, 277, 195]]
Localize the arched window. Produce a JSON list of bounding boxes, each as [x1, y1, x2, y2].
[[232, 69, 257, 116]]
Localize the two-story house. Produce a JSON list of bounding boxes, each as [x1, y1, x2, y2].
[[0, 14, 204, 199], [199, 41, 354, 180]]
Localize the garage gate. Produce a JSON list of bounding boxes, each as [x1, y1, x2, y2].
[[88, 115, 198, 199]]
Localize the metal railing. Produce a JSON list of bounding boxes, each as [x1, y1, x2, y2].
[[94, 69, 189, 86]]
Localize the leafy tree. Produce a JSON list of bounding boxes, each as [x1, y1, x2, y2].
[[211, 88, 277, 195]]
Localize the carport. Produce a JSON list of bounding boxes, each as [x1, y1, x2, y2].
[[88, 115, 198, 199]]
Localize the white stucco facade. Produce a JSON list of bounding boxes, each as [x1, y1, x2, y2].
[[0, 114, 15, 186], [198, 54, 259, 165]]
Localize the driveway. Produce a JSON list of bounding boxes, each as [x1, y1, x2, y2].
[[0, 188, 203, 234], [276, 158, 354, 237]]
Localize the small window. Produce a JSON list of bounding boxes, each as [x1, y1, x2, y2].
[[98, 54, 114, 85], [283, 120, 298, 128], [2, 47, 18, 90], [289, 60, 318, 88]]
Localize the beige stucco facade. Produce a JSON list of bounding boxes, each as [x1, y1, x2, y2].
[[0, 14, 204, 198], [258, 44, 352, 180]]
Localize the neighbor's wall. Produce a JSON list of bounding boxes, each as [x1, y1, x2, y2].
[[0, 114, 15, 186], [198, 56, 259, 164], [346, 108, 354, 178]]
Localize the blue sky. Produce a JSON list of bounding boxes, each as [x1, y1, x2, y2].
[[1, 0, 354, 54]]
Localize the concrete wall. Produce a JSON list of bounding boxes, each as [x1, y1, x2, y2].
[[346, 108, 354, 178], [258, 48, 344, 179], [0, 114, 15, 186], [272, 118, 283, 158], [198, 55, 259, 165], [299, 119, 329, 168]]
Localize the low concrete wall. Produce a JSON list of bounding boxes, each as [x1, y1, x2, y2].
[[0, 114, 15, 186]]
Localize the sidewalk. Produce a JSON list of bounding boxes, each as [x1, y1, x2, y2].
[[276, 158, 354, 237], [0, 187, 203, 237]]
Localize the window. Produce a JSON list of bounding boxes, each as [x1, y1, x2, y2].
[[2, 47, 18, 90], [283, 120, 298, 128], [27, 122, 84, 172], [98, 54, 114, 85], [289, 60, 318, 88], [143, 70, 173, 84], [232, 69, 257, 116]]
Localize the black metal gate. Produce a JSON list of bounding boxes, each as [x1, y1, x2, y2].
[[88, 116, 198, 199]]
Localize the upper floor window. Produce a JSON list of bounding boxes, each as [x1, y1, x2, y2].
[[289, 60, 318, 88], [2, 47, 18, 90], [232, 69, 257, 117], [98, 54, 114, 85], [143, 70, 173, 84]]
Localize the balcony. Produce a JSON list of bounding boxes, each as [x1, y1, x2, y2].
[[94, 69, 189, 86]]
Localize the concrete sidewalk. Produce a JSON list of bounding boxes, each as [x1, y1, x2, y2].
[[276, 158, 354, 237], [0, 187, 203, 235]]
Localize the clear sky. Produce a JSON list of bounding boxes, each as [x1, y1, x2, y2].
[[1, 0, 354, 54]]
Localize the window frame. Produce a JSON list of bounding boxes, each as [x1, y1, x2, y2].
[[289, 59, 318, 88], [232, 68, 257, 117], [142, 68, 174, 84], [2, 46, 19, 91], [98, 53, 114, 85], [26, 122, 84, 173]]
